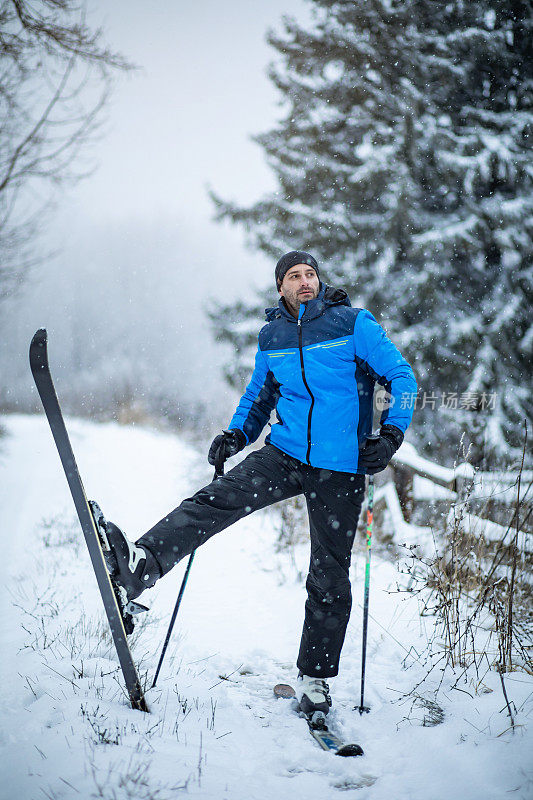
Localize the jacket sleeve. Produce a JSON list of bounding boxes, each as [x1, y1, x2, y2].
[[353, 309, 417, 433], [228, 343, 280, 445]]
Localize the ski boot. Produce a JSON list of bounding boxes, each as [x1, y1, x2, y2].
[[297, 673, 332, 728], [89, 501, 161, 632]]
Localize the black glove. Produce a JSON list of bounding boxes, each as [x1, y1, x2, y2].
[[358, 425, 404, 474], [208, 428, 246, 467]]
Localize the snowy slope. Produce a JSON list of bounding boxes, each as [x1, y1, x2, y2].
[[0, 414, 531, 800]]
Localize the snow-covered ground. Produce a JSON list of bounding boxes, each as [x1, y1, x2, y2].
[[0, 414, 531, 800]]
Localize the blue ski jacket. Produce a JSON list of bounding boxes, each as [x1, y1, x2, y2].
[[228, 283, 417, 473]]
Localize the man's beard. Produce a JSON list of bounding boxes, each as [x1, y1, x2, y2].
[[285, 286, 318, 314]]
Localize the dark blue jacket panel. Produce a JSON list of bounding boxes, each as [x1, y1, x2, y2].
[[228, 283, 417, 473]]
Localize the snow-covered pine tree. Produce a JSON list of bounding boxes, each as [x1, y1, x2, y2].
[[210, 0, 532, 466]]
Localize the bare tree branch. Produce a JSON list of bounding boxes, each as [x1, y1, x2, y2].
[[0, 0, 135, 300]]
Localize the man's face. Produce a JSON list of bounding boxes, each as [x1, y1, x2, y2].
[[278, 264, 320, 314]]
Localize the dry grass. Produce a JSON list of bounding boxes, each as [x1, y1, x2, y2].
[[397, 429, 532, 732], [403, 527, 532, 677]]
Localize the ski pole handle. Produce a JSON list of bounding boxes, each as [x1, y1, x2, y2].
[[214, 449, 225, 480]]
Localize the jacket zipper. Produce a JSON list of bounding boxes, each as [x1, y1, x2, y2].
[[297, 317, 314, 465]]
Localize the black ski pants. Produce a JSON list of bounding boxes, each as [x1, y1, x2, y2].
[[139, 443, 365, 679]]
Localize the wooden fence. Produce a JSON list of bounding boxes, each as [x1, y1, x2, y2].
[[366, 441, 532, 550]]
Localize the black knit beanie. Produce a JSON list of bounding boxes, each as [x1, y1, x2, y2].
[[275, 251, 319, 290]]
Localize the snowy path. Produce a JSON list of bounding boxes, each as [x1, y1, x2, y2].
[[0, 415, 531, 800]]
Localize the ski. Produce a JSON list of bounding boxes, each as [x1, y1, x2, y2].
[[29, 329, 148, 712], [273, 684, 363, 757]]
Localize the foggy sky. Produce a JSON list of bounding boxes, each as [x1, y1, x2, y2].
[[2, 0, 309, 419]]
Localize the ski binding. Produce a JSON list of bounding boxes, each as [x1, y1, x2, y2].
[[274, 683, 364, 757]]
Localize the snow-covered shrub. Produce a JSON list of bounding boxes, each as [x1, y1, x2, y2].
[[401, 448, 532, 687]]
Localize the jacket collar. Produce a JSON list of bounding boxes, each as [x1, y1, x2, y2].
[[264, 282, 351, 323]]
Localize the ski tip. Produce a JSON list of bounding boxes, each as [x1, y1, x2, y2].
[[274, 683, 296, 699], [30, 328, 48, 360], [336, 743, 364, 757], [31, 328, 48, 345]]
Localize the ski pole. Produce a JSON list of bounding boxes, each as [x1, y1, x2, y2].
[[358, 438, 378, 714], [152, 455, 225, 689]]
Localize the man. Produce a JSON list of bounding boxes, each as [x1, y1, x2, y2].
[[100, 250, 417, 716]]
